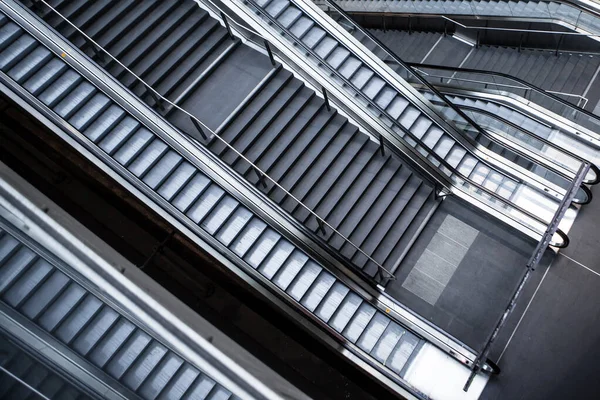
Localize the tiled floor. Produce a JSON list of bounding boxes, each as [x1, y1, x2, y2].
[[386, 196, 538, 349], [482, 184, 600, 399]]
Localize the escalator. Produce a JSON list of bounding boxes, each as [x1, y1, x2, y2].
[[0, 225, 240, 399], [0, 4, 479, 397], [247, 0, 586, 240], [16, 0, 446, 281]]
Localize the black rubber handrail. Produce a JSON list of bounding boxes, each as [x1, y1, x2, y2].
[[407, 62, 600, 130], [451, 102, 600, 185], [407, 63, 600, 182], [579, 183, 593, 205], [421, 95, 591, 196], [248, 0, 570, 247]]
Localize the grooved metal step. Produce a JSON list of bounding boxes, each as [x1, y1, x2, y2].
[[21, 0, 440, 280], [0, 10, 427, 389]]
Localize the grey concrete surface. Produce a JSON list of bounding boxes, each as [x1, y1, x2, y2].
[[387, 196, 538, 350], [482, 184, 600, 399]]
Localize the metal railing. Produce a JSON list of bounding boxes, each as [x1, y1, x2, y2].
[[280, 0, 578, 245], [26, 0, 398, 282], [464, 160, 591, 391], [0, 366, 52, 400]]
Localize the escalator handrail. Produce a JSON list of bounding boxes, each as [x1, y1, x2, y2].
[[408, 62, 600, 131], [318, 0, 528, 161], [313, 0, 582, 205], [411, 64, 588, 108], [439, 101, 600, 185], [578, 183, 594, 205], [25, 0, 397, 281], [422, 95, 590, 190], [246, 0, 570, 246]]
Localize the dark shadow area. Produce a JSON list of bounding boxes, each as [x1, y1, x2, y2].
[[0, 92, 404, 400]]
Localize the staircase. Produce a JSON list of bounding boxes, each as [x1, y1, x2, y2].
[[248, 0, 532, 203], [17, 0, 442, 279], [369, 29, 600, 111], [329, 0, 600, 34], [0, 7, 432, 385]]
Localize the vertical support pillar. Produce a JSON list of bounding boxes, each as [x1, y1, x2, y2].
[[316, 218, 326, 235], [555, 34, 563, 56], [147, 89, 166, 112]]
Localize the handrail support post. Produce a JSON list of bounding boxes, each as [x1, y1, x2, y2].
[[254, 167, 268, 188], [322, 87, 331, 112], [80, 35, 107, 66], [317, 218, 326, 235], [147, 89, 165, 112], [220, 12, 235, 40], [189, 117, 208, 141], [264, 40, 276, 67]]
